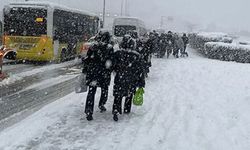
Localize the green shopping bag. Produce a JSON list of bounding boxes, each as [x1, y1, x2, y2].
[[133, 88, 144, 106]]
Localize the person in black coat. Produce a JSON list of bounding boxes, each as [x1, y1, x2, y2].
[[181, 33, 189, 57], [112, 35, 145, 121], [166, 31, 175, 58], [151, 31, 160, 55], [82, 32, 114, 121], [136, 37, 153, 77], [157, 33, 168, 58]]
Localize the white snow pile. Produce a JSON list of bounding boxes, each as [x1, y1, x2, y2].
[[232, 36, 250, 46], [0, 74, 22, 87], [0, 48, 250, 150], [189, 32, 239, 62], [198, 32, 228, 40], [239, 40, 250, 45], [197, 32, 233, 44], [189, 32, 233, 51], [0, 59, 80, 87], [204, 42, 250, 63], [24, 74, 77, 91], [206, 42, 250, 51]]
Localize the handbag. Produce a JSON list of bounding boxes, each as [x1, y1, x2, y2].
[[133, 88, 144, 106], [75, 73, 88, 93]]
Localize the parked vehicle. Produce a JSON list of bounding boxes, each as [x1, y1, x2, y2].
[[80, 37, 96, 59], [113, 17, 147, 42], [3, 1, 100, 62], [80, 35, 119, 60]]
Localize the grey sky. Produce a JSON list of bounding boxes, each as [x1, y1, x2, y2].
[[1, 0, 250, 32]]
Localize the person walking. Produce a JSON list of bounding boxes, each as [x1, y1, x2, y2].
[[82, 32, 114, 121], [166, 31, 175, 58], [157, 33, 168, 58], [136, 36, 153, 77], [181, 33, 189, 57], [172, 33, 180, 58], [112, 34, 145, 121]]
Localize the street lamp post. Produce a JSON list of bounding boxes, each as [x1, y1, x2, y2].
[[121, 0, 124, 16], [125, 0, 128, 16], [121, 0, 129, 16], [102, 0, 106, 28]]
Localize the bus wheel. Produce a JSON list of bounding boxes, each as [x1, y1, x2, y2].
[[4, 51, 17, 60], [60, 48, 67, 62]]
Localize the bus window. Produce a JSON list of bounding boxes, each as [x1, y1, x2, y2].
[[4, 7, 47, 36], [114, 25, 136, 37], [53, 9, 95, 43]]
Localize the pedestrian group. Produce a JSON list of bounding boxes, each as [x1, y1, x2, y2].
[[82, 30, 189, 121]]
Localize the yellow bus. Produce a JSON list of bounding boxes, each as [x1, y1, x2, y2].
[[3, 2, 100, 62]]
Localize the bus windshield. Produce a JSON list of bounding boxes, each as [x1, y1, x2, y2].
[[114, 25, 136, 37], [4, 7, 47, 36]]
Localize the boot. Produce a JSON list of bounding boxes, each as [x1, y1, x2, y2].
[[124, 109, 131, 114], [86, 113, 93, 121], [99, 105, 107, 113], [113, 110, 119, 121], [113, 113, 119, 121]]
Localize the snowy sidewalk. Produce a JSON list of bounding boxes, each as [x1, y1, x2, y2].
[[0, 48, 250, 150]]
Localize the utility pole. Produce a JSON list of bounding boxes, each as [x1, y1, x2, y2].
[[121, 0, 124, 16], [125, 0, 129, 16], [102, 0, 106, 28], [121, 0, 129, 16]]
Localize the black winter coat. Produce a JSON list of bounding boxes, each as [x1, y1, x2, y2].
[[136, 39, 153, 68], [182, 36, 189, 45], [83, 42, 114, 88], [112, 49, 145, 97]]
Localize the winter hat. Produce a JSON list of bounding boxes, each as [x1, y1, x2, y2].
[[101, 32, 111, 43]]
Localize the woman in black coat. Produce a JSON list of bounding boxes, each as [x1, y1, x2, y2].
[[82, 32, 114, 121], [112, 35, 145, 121], [136, 37, 153, 77]]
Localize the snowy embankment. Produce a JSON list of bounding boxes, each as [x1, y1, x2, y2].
[[0, 59, 81, 87], [0, 48, 250, 150], [188, 32, 250, 63], [189, 32, 233, 52], [205, 42, 250, 62]]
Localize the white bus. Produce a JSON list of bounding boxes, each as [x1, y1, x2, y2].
[[113, 17, 147, 41]]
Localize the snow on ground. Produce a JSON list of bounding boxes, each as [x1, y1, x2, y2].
[[233, 36, 250, 45], [0, 75, 22, 87], [0, 59, 81, 87], [198, 32, 228, 39], [17, 59, 80, 78], [24, 74, 77, 91], [1, 48, 250, 150]]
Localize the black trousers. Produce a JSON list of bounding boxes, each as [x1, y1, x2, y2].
[[112, 91, 134, 115], [184, 44, 187, 51], [85, 86, 108, 115]]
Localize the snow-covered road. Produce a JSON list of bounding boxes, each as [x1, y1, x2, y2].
[[0, 48, 250, 150]]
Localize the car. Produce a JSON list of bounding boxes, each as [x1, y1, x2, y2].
[[79, 37, 96, 59], [80, 35, 119, 61]]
